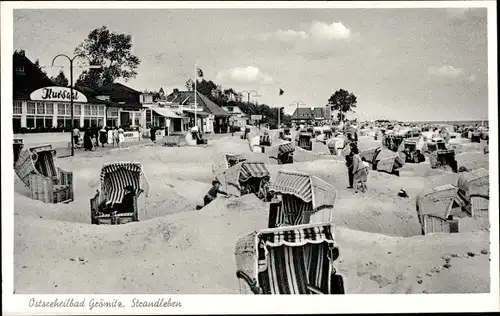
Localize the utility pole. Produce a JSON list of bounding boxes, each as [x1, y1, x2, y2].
[[51, 54, 100, 156], [240, 90, 261, 125]]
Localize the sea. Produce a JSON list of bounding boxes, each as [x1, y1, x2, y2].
[[407, 120, 489, 127]]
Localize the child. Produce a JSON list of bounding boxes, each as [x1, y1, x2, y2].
[[357, 157, 370, 193], [204, 180, 228, 206]]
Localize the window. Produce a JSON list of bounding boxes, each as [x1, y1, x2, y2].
[[109, 108, 119, 117], [73, 119, 80, 128], [84, 118, 91, 128], [57, 117, 65, 128], [98, 106, 105, 116], [74, 104, 81, 115], [97, 118, 104, 127], [13, 117, 21, 132], [58, 103, 66, 116], [15, 65, 25, 75], [46, 103, 54, 115], [91, 105, 98, 116], [13, 101, 22, 115], [36, 102, 45, 115], [45, 117, 53, 128], [27, 102, 36, 114], [65, 104, 72, 115], [84, 105, 91, 116], [26, 116, 35, 128], [36, 117, 44, 128], [227, 106, 233, 112]]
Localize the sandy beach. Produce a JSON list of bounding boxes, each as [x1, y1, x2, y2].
[[13, 134, 490, 294]]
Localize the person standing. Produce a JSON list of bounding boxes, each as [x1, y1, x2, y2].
[[107, 127, 114, 147], [113, 126, 119, 147], [150, 125, 157, 143], [118, 126, 125, 147], [345, 143, 357, 189], [83, 130, 94, 151], [99, 126, 107, 147], [72, 127, 80, 147]]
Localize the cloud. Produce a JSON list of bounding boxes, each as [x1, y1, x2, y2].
[[258, 20, 352, 43], [216, 66, 273, 84], [467, 74, 477, 83], [428, 65, 465, 79], [309, 21, 351, 40]]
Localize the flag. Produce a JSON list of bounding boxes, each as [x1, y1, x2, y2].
[[197, 68, 204, 77], [279, 89, 284, 96]]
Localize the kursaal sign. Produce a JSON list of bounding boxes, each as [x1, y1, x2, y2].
[[30, 86, 88, 103]]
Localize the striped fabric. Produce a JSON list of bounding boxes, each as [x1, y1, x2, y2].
[[298, 135, 311, 148], [239, 162, 270, 182], [257, 224, 336, 294], [100, 163, 142, 204], [269, 171, 313, 203], [360, 147, 381, 164], [279, 143, 295, 154], [280, 195, 313, 226]]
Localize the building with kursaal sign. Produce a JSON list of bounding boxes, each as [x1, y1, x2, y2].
[[13, 50, 146, 132]]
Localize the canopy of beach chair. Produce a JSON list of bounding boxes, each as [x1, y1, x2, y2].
[[216, 161, 270, 197], [99, 162, 150, 205], [416, 184, 458, 221], [269, 170, 337, 211], [457, 168, 489, 198]]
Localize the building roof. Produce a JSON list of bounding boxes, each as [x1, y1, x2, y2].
[[13, 52, 55, 100], [166, 90, 230, 117], [77, 82, 143, 108], [312, 107, 325, 119], [291, 107, 313, 120]]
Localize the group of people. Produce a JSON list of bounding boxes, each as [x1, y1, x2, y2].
[[73, 126, 126, 151]]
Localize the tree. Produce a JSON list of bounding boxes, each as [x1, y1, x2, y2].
[[34, 59, 47, 75], [51, 70, 69, 87], [74, 26, 140, 89], [328, 89, 357, 123], [185, 79, 194, 91]]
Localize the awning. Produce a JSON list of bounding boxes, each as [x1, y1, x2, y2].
[[240, 162, 270, 182], [278, 143, 295, 154], [151, 107, 184, 119], [183, 109, 211, 117]]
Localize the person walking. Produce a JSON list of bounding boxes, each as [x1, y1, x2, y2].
[[83, 130, 94, 151], [150, 125, 157, 143], [99, 126, 107, 147]]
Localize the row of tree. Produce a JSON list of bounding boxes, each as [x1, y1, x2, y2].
[[27, 25, 357, 125]]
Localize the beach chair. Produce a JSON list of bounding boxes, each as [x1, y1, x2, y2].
[[265, 142, 295, 164], [359, 147, 382, 170], [470, 131, 481, 143], [296, 132, 313, 151], [326, 137, 346, 155], [185, 130, 207, 146], [424, 140, 458, 173], [416, 184, 460, 235], [162, 135, 182, 147], [90, 162, 150, 225], [456, 168, 489, 218], [15, 144, 74, 204], [374, 151, 405, 177], [235, 222, 345, 294], [13, 138, 24, 167], [215, 161, 271, 201], [259, 134, 272, 146], [398, 137, 425, 163], [267, 170, 337, 228]]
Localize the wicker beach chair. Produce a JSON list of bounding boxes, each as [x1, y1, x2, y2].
[[235, 222, 345, 294], [13, 138, 24, 167], [265, 142, 295, 164], [456, 168, 489, 218], [90, 162, 150, 225], [267, 171, 337, 228], [15, 144, 74, 204], [359, 147, 382, 170], [416, 184, 460, 235], [296, 132, 313, 151], [215, 161, 271, 201]]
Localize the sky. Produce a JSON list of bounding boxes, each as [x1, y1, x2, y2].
[[13, 7, 489, 121]]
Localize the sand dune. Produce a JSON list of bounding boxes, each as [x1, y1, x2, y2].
[[13, 135, 490, 294]]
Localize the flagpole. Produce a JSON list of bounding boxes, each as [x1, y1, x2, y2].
[[194, 63, 197, 128]]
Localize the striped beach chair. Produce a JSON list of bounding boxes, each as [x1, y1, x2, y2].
[[296, 132, 313, 151], [90, 162, 150, 225], [359, 146, 382, 169], [215, 161, 271, 201], [416, 184, 460, 235], [267, 171, 337, 228], [235, 222, 345, 294], [266, 142, 295, 164], [15, 144, 74, 204]]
